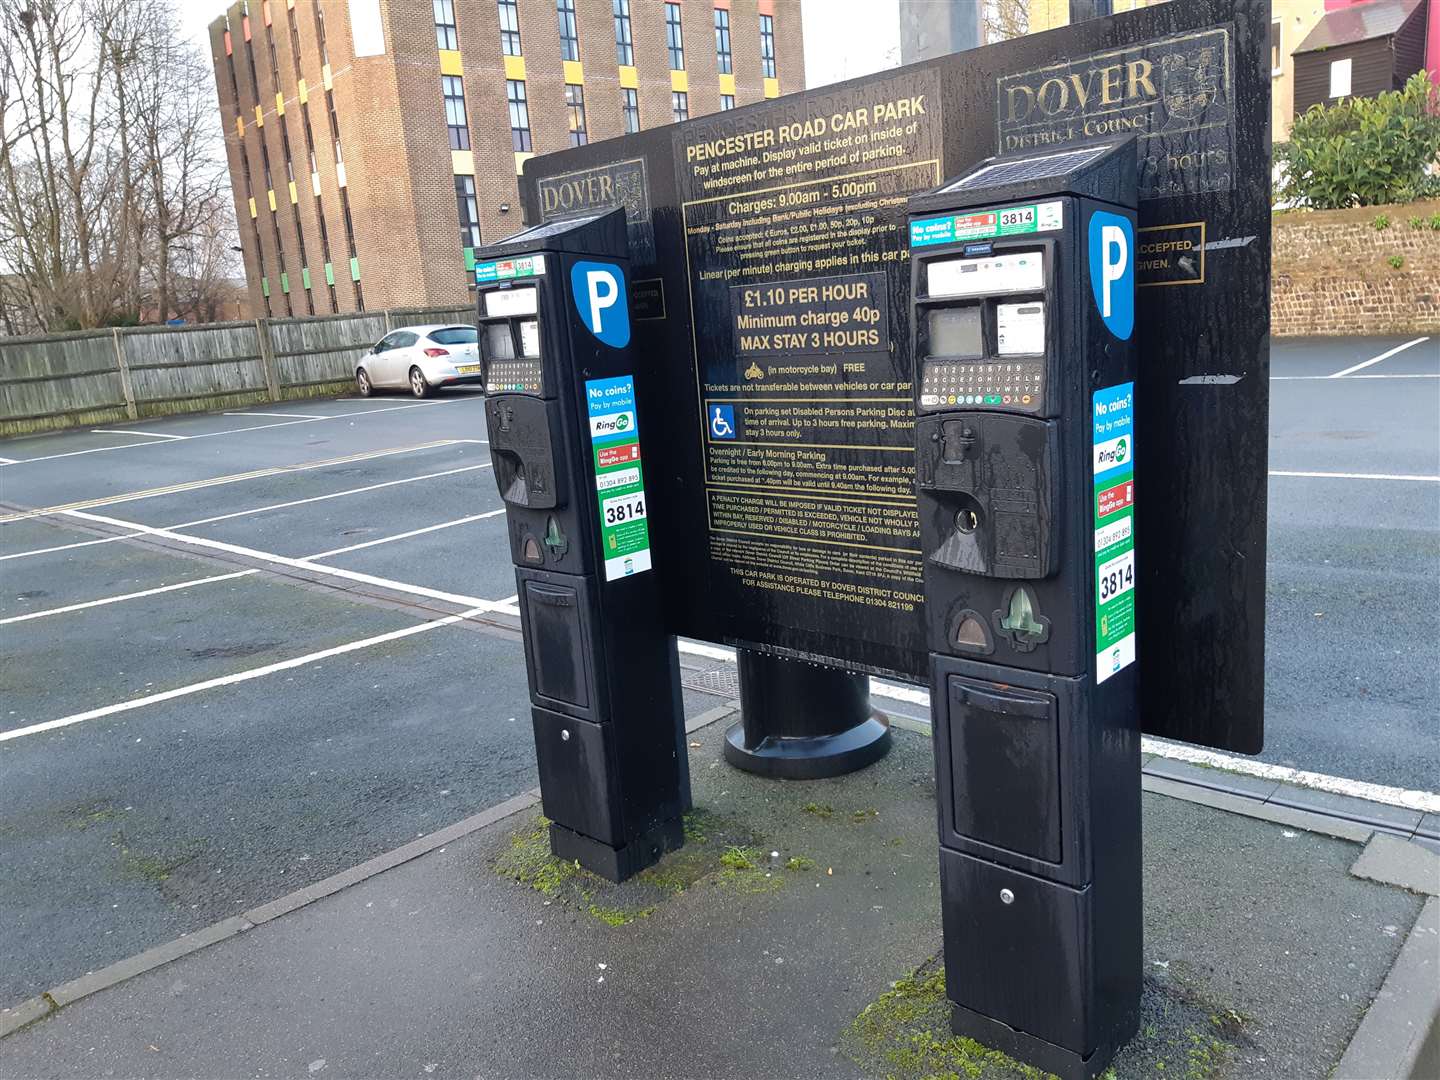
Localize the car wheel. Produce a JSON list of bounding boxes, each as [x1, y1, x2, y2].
[[409, 366, 432, 399], [356, 367, 373, 397]]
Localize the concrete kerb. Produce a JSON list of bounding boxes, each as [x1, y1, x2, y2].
[[2, 700, 1434, 1076], [1333, 896, 1440, 1080], [0, 789, 540, 1040]]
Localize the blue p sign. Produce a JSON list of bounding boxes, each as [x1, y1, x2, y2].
[[571, 260, 630, 348], [1087, 210, 1134, 341]]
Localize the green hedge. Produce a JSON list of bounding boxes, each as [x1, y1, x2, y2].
[[1276, 73, 1440, 210]]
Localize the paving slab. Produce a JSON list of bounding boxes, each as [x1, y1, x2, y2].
[[1350, 834, 1440, 897], [0, 724, 1423, 1080]]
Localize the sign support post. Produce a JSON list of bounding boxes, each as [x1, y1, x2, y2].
[[724, 650, 891, 779]]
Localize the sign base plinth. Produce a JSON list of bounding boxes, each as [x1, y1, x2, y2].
[[723, 650, 892, 780]]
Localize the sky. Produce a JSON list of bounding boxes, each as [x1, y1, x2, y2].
[[800, 0, 902, 89], [180, 2, 229, 47]]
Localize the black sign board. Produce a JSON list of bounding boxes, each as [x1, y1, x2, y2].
[[520, 0, 1270, 753]]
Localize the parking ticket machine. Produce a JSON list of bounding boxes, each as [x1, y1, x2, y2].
[[908, 140, 1141, 1080], [475, 208, 689, 882]]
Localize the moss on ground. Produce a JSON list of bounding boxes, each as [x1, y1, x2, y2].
[[492, 809, 808, 925], [114, 835, 194, 884], [844, 959, 1049, 1080], [843, 957, 1248, 1080]]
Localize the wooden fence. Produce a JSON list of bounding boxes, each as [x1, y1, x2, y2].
[[0, 306, 475, 437]]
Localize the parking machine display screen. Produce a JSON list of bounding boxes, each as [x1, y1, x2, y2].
[[484, 321, 544, 395]]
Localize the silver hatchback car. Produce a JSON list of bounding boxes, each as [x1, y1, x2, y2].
[[356, 324, 482, 398]]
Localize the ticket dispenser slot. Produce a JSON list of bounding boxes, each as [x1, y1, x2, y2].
[[910, 139, 1141, 1080], [477, 209, 689, 883]]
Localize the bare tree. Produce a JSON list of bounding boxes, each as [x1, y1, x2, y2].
[[984, 0, 1030, 44], [0, 0, 236, 332]]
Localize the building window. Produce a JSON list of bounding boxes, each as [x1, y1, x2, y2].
[[556, 0, 579, 62], [566, 83, 587, 146], [1329, 57, 1352, 99], [759, 14, 775, 79], [621, 87, 640, 133], [714, 8, 732, 75], [456, 175, 481, 251], [672, 90, 688, 122], [720, 93, 734, 111], [498, 0, 521, 55], [613, 0, 633, 65], [434, 0, 458, 51], [1270, 19, 1282, 77], [442, 75, 470, 150], [508, 79, 532, 151], [665, 3, 684, 70]]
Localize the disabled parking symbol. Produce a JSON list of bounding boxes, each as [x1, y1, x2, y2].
[[710, 404, 737, 440]]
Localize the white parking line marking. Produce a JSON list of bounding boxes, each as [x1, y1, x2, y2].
[[0, 604, 495, 743], [0, 440, 471, 523], [172, 465, 493, 531], [62, 509, 495, 609], [1139, 738, 1440, 814], [0, 398, 475, 466], [0, 457, 19, 464], [677, 643, 1440, 812], [0, 532, 147, 563], [1273, 373, 1440, 381], [307, 510, 505, 560], [1328, 336, 1431, 378], [0, 463, 495, 562], [93, 429, 189, 441], [0, 571, 258, 626], [1270, 470, 1439, 483], [0, 512, 505, 622], [223, 411, 331, 420]]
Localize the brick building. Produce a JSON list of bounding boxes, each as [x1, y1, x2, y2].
[[209, 0, 805, 316]]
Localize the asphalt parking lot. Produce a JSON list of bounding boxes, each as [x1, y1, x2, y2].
[[0, 334, 1436, 1008]]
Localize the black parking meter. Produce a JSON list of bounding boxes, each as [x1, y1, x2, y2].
[[908, 140, 1141, 1080], [475, 208, 689, 882]]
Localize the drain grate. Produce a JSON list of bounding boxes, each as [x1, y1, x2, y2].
[[681, 664, 740, 698]]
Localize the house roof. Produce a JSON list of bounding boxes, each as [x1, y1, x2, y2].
[[1290, 0, 1422, 54], [1294, 0, 1423, 53]]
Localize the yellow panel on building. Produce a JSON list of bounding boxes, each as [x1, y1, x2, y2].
[[618, 65, 638, 89], [311, 171, 321, 197], [297, 78, 308, 104], [336, 162, 347, 188], [451, 149, 476, 176], [718, 73, 736, 96], [514, 151, 533, 176], [322, 63, 333, 90], [275, 91, 285, 116], [248, 197, 258, 219], [563, 60, 584, 85], [503, 55, 526, 81], [288, 180, 298, 204], [236, 115, 245, 137], [763, 77, 779, 99], [254, 104, 264, 126], [439, 49, 463, 76], [670, 69, 688, 93], [267, 188, 277, 212]]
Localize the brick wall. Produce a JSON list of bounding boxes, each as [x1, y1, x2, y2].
[[212, 1, 805, 315], [1272, 200, 1440, 336]]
